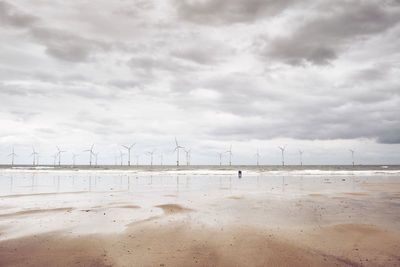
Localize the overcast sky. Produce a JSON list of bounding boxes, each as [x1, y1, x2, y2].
[[1, 0, 399, 165]]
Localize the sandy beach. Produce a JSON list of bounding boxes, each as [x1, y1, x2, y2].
[[0, 167, 400, 266]]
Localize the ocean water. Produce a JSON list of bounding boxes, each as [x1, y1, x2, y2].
[[1, 165, 399, 197]]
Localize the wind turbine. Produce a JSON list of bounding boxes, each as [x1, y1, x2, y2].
[[160, 153, 163, 166], [84, 144, 95, 167], [52, 153, 58, 167], [57, 146, 66, 166], [135, 155, 140, 167], [217, 152, 223, 166], [72, 153, 79, 167], [226, 145, 233, 166], [299, 150, 303, 166], [278, 146, 286, 167], [94, 152, 100, 166], [174, 138, 184, 166], [255, 148, 260, 166], [30, 146, 39, 166], [119, 150, 125, 166], [184, 148, 191, 166], [121, 143, 135, 166], [8, 147, 17, 167], [349, 149, 355, 166], [147, 150, 156, 167]]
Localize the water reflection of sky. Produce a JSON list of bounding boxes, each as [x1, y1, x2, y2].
[[1, 171, 399, 197]]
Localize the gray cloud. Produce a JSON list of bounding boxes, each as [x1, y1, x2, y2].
[[0, 1, 111, 62], [175, 0, 299, 25], [171, 39, 233, 65], [29, 27, 111, 62], [262, 1, 400, 65], [0, 0, 399, 165], [0, 1, 38, 28]]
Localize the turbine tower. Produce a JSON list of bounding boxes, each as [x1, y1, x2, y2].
[[72, 153, 78, 167], [174, 138, 184, 167], [299, 150, 303, 166], [147, 150, 155, 167], [255, 149, 260, 166], [119, 150, 124, 166], [160, 153, 163, 166], [122, 143, 135, 166], [184, 148, 191, 166], [217, 152, 223, 166], [57, 146, 66, 166], [30, 146, 39, 166], [278, 146, 286, 167], [94, 152, 99, 166], [84, 144, 94, 167], [135, 155, 140, 167], [52, 153, 58, 167], [8, 147, 17, 167], [226, 145, 233, 166], [349, 149, 355, 167]]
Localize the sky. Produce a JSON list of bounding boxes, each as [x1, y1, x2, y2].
[[0, 0, 399, 166]]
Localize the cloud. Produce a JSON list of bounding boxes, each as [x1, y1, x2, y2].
[[261, 1, 400, 65], [0, 1, 38, 28], [29, 27, 111, 62], [0, 0, 399, 165], [171, 39, 233, 65], [175, 0, 299, 25], [0, 1, 111, 62]]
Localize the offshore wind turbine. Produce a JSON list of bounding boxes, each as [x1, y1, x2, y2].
[[135, 155, 140, 167], [52, 153, 58, 167], [94, 152, 100, 166], [278, 146, 286, 167], [184, 148, 191, 166], [174, 138, 184, 167], [57, 146, 66, 166], [217, 152, 223, 166], [121, 143, 135, 166], [119, 150, 125, 166], [147, 150, 156, 166], [160, 153, 163, 166], [30, 146, 39, 166], [226, 145, 233, 166], [349, 149, 355, 166], [299, 150, 303, 166], [8, 147, 17, 167], [84, 144, 95, 167], [255, 149, 260, 166], [72, 153, 78, 167]]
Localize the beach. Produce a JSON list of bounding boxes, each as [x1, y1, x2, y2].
[[0, 167, 399, 266]]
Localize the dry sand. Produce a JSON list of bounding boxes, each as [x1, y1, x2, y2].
[[0, 172, 400, 266]]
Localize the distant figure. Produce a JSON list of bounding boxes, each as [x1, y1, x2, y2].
[[238, 170, 242, 178]]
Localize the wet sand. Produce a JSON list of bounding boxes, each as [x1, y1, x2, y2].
[[1, 222, 399, 266], [0, 170, 400, 266]]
